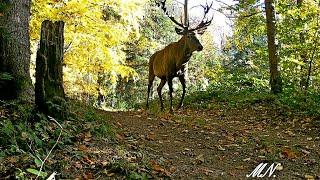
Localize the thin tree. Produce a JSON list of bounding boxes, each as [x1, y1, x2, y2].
[[297, 0, 309, 89], [265, 0, 282, 94]]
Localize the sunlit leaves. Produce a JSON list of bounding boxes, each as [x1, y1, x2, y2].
[[228, 0, 320, 88], [277, 0, 320, 85], [30, 0, 146, 100]]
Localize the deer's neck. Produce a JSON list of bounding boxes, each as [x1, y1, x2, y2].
[[177, 37, 191, 65]]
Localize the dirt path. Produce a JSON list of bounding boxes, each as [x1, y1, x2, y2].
[[107, 104, 320, 179]]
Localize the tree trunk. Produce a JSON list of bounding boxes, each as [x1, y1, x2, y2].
[[35, 20, 66, 117], [265, 0, 282, 94], [184, 0, 188, 26], [0, 0, 34, 101], [297, 0, 308, 89]]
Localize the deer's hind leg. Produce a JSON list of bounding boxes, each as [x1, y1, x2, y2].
[[157, 79, 166, 111]]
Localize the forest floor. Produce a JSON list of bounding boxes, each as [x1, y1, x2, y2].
[[1, 93, 320, 179], [102, 102, 320, 179]]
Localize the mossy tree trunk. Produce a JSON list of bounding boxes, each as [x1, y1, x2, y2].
[[35, 20, 66, 117], [0, 0, 34, 101]]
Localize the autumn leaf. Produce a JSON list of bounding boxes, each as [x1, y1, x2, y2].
[[304, 174, 315, 180], [84, 172, 93, 179], [78, 144, 88, 151], [147, 132, 156, 141], [84, 131, 92, 142], [116, 133, 124, 140], [150, 160, 171, 177], [282, 148, 297, 159], [83, 156, 94, 165], [150, 160, 165, 172], [195, 154, 205, 164]]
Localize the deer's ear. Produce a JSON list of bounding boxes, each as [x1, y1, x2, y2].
[[175, 27, 184, 35], [197, 28, 206, 35]]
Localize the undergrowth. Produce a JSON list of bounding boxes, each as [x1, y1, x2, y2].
[[183, 84, 320, 116], [0, 100, 118, 179]]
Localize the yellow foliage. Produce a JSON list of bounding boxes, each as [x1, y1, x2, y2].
[[30, 0, 146, 99]]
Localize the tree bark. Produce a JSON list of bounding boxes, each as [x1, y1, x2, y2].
[[265, 0, 282, 94], [184, 0, 188, 26], [297, 0, 308, 89], [35, 20, 66, 116], [0, 0, 34, 101]]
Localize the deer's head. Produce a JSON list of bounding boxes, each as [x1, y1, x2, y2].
[[158, 0, 213, 52]]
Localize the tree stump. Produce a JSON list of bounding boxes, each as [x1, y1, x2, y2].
[[35, 20, 66, 118]]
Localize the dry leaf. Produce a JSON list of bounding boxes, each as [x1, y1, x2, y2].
[[276, 163, 283, 171], [150, 160, 165, 172], [7, 156, 17, 163], [101, 161, 108, 166], [21, 132, 28, 140], [83, 156, 94, 165], [202, 168, 214, 175], [282, 148, 297, 159], [84, 132, 92, 142], [84, 172, 93, 179], [147, 132, 156, 141], [116, 133, 124, 140], [226, 135, 235, 142], [304, 174, 315, 180], [301, 149, 311, 155], [107, 172, 115, 177], [195, 154, 205, 164], [75, 161, 82, 169], [217, 145, 226, 151], [235, 165, 245, 170], [78, 144, 88, 151], [169, 166, 177, 173]]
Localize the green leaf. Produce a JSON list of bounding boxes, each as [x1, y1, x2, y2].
[[0, 72, 14, 80], [34, 157, 42, 167], [26, 168, 47, 178]]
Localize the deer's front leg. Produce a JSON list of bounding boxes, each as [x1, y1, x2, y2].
[[178, 75, 186, 109]]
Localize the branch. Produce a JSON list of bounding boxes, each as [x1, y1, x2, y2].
[[238, 11, 264, 19]]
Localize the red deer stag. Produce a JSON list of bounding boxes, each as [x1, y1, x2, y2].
[[146, 0, 213, 113]]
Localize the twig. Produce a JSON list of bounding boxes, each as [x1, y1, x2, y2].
[[27, 142, 43, 164], [36, 116, 63, 180]]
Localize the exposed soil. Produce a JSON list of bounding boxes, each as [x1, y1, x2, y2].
[[1, 101, 320, 179], [106, 103, 320, 179]]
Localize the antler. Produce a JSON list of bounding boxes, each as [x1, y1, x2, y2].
[[189, 2, 214, 33], [157, 0, 185, 29]]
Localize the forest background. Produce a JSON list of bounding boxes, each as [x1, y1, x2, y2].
[[1, 0, 320, 178]]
